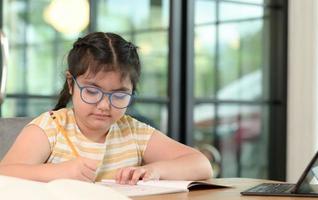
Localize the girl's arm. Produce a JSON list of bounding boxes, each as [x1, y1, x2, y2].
[[0, 125, 97, 182], [115, 130, 213, 184], [142, 130, 213, 180]]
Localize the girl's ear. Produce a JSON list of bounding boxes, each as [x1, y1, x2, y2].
[[65, 71, 73, 94]]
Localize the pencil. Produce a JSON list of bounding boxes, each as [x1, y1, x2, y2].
[[49, 111, 79, 157]]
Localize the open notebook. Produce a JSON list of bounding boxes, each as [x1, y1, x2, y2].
[[241, 151, 318, 197], [0, 175, 130, 200], [98, 179, 231, 197]]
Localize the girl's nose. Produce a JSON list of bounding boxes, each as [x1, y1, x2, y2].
[[96, 94, 111, 110]]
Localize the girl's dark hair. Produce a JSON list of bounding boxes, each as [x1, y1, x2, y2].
[[54, 32, 141, 110]]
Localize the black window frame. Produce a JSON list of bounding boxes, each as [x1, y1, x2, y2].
[[168, 0, 288, 180]]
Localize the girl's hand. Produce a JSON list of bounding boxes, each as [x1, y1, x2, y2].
[[115, 166, 160, 185], [59, 157, 99, 182]]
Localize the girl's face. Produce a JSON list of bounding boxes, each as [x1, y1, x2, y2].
[[68, 70, 133, 138]]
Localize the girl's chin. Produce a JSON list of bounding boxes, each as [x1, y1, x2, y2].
[[91, 118, 111, 124]]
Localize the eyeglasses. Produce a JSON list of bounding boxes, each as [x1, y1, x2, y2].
[[71, 76, 133, 109]]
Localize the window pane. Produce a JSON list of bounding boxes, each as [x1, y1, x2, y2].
[[127, 103, 167, 132], [2, 98, 55, 117], [193, 103, 269, 178], [195, 0, 215, 25], [27, 45, 55, 95], [136, 31, 168, 98], [27, 39, 71, 95], [3, 1, 27, 42], [97, 0, 169, 32], [3, 0, 84, 117], [225, 0, 264, 4], [193, 104, 220, 176], [28, 1, 55, 44], [220, 2, 264, 21], [6, 48, 25, 93], [217, 20, 264, 100], [217, 104, 268, 178], [194, 104, 215, 136], [194, 25, 216, 98]]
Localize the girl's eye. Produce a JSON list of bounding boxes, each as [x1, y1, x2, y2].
[[84, 87, 100, 95], [112, 92, 129, 99]]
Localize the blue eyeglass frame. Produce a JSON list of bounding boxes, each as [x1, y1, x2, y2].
[[71, 76, 134, 109]]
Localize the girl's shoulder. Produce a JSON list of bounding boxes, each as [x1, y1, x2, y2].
[[26, 109, 73, 151], [50, 108, 73, 120], [30, 108, 73, 128]]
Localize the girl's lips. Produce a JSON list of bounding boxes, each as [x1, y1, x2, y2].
[[92, 114, 111, 119]]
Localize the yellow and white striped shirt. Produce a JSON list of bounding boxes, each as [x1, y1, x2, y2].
[[30, 108, 154, 181]]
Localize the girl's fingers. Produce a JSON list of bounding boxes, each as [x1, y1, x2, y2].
[[119, 167, 135, 184], [130, 168, 146, 185], [115, 166, 160, 184], [115, 168, 123, 183], [81, 173, 94, 182], [116, 167, 137, 184], [80, 163, 96, 181]]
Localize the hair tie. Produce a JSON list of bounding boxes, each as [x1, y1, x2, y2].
[[73, 37, 90, 48], [127, 42, 136, 50]]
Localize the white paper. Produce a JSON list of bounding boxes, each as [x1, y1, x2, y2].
[[0, 175, 130, 200], [98, 179, 190, 197]]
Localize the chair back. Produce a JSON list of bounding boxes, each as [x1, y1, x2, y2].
[[0, 117, 32, 159]]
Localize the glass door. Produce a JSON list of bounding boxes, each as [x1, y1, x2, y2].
[[0, 2, 8, 109], [0, 30, 8, 107], [0, 0, 287, 180], [192, 0, 287, 179], [1, 0, 84, 117]]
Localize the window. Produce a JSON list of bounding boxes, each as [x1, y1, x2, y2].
[[191, 0, 287, 179], [0, 0, 287, 180]]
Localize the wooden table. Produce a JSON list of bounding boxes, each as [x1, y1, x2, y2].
[[132, 178, 317, 200]]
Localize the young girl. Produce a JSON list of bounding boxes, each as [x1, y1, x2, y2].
[[0, 32, 212, 184]]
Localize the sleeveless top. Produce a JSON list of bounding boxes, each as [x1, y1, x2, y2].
[[29, 108, 154, 181]]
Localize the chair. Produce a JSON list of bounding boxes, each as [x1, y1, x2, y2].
[[0, 117, 32, 159]]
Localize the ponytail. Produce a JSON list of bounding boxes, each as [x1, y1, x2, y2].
[[53, 81, 71, 110]]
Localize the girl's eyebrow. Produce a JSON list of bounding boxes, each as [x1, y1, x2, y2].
[[82, 80, 131, 92], [109, 87, 131, 92]]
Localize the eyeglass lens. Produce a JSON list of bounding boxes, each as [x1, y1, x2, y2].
[[81, 87, 131, 108]]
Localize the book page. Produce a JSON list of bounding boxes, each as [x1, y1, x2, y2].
[[0, 175, 131, 200], [98, 179, 188, 197], [47, 179, 131, 200], [136, 180, 193, 189], [99, 179, 232, 196], [0, 175, 56, 200]]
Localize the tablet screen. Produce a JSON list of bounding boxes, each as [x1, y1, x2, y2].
[[297, 158, 318, 194]]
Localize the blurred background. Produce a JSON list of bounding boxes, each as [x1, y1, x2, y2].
[[0, 0, 287, 180]]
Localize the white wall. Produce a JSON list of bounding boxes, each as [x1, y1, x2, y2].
[[287, 0, 318, 182]]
